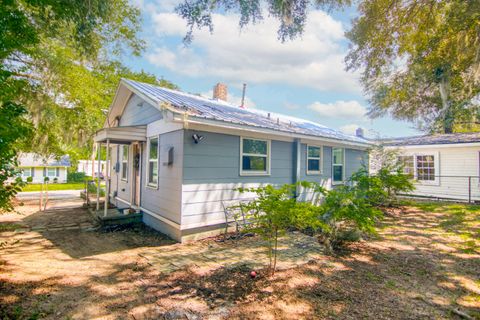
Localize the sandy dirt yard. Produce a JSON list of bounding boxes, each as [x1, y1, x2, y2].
[[0, 200, 479, 319]]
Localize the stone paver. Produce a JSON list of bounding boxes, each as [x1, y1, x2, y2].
[[140, 231, 324, 274]]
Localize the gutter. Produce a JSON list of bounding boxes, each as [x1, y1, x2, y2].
[[172, 115, 372, 149]]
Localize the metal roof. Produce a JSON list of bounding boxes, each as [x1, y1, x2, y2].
[[18, 153, 71, 167], [122, 79, 370, 145], [382, 132, 480, 146]]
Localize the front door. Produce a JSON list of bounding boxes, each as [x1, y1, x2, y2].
[[133, 143, 141, 206]]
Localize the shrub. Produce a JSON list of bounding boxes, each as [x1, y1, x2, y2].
[[53, 177, 58, 183], [238, 182, 326, 276], [67, 172, 87, 182], [26, 176, 33, 183], [87, 181, 105, 197], [350, 166, 414, 207]]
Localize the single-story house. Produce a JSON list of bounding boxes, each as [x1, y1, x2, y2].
[[381, 132, 480, 202], [17, 153, 71, 183], [93, 79, 371, 242]]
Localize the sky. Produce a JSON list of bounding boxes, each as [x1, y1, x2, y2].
[[124, 0, 421, 138]]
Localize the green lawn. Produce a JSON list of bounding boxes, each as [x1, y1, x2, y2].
[[21, 182, 85, 192]]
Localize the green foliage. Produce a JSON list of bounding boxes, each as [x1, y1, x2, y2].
[[87, 182, 105, 197], [350, 167, 415, 207], [67, 172, 87, 183], [237, 182, 326, 275], [175, 0, 351, 43], [0, 102, 32, 213], [346, 1, 480, 133]]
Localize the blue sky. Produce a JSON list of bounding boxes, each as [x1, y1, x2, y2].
[[125, 0, 420, 138]]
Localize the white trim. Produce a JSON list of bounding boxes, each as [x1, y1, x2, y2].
[[140, 206, 181, 229], [239, 137, 271, 176], [175, 117, 371, 149], [332, 147, 345, 185], [146, 136, 159, 188], [115, 197, 131, 206], [306, 145, 323, 175], [121, 145, 129, 182], [387, 142, 480, 149]]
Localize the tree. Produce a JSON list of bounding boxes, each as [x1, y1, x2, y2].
[[0, 0, 177, 211], [346, 1, 480, 133], [175, 0, 350, 43], [0, 102, 32, 213], [175, 0, 480, 133]]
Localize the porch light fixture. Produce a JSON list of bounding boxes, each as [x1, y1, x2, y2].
[[192, 134, 204, 144]]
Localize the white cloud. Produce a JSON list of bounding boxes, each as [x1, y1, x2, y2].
[[201, 90, 257, 109], [146, 10, 361, 93], [308, 100, 367, 119]]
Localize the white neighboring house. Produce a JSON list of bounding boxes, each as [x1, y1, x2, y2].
[[381, 132, 480, 202], [17, 153, 71, 183], [77, 160, 106, 178]]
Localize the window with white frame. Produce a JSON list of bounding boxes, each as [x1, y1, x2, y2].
[[147, 137, 159, 187], [416, 155, 435, 181], [47, 168, 56, 177], [397, 155, 414, 178], [22, 168, 33, 178], [332, 148, 344, 183], [121, 145, 128, 181], [307, 145, 322, 174], [240, 137, 270, 175]]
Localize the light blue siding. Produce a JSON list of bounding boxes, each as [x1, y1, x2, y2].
[[183, 130, 294, 185], [140, 130, 183, 225], [345, 148, 369, 178], [182, 130, 294, 228], [119, 94, 163, 126]]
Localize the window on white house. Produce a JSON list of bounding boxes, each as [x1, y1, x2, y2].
[[121, 145, 128, 181], [332, 148, 344, 183], [22, 168, 32, 177], [47, 168, 56, 177], [241, 138, 270, 175], [416, 155, 435, 181], [398, 155, 414, 178], [147, 137, 159, 187], [307, 146, 322, 174]]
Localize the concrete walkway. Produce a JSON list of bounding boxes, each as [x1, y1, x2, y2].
[[17, 190, 81, 200], [139, 232, 324, 274]]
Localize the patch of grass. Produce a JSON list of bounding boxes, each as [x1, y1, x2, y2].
[[385, 280, 397, 289], [21, 182, 85, 192], [0, 223, 23, 232]]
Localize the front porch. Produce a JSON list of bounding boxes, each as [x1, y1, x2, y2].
[[92, 125, 147, 224]]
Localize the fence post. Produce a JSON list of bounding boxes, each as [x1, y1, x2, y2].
[[468, 176, 472, 204]]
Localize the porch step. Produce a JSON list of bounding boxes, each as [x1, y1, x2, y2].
[[89, 207, 143, 226]]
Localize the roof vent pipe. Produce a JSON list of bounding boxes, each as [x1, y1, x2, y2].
[[356, 127, 365, 138], [240, 83, 247, 108]]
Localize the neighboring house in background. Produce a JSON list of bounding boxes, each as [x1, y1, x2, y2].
[[77, 160, 107, 178], [381, 132, 480, 202], [93, 79, 371, 242], [17, 153, 71, 183]]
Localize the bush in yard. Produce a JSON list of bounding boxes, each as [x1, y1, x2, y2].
[[53, 177, 58, 184], [237, 182, 326, 276], [67, 172, 87, 183], [26, 177, 33, 183], [319, 184, 383, 254], [350, 166, 414, 207], [87, 181, 105, 197]]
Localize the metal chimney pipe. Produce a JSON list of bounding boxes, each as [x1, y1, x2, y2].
[[240, 83, 246, 108]]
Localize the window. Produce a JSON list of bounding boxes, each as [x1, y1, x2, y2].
[[416, 155, 435, 181], [332, 148, 344, 183], [398, 155, 414, 178], [22, 168, 32, 177], [307, 145, 322, 174], [121, 145, 129, 181], [240, 137, 270, 175], [47, 168, 56, 177], [147, 137, 159, 187]]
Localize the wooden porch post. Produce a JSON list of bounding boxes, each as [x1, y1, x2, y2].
[[96, 143, 101, 211], [104, 139, 110, 217]]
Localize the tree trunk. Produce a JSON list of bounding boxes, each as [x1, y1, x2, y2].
[[438, 76, 454, 133]]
